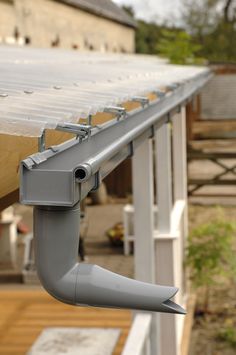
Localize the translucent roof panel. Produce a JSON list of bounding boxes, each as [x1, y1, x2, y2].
[[0, 46, 209, 137]]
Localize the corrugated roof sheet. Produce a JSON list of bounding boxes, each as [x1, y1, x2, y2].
[[0, 46, 209, 137], [56, 0, 136, 28]]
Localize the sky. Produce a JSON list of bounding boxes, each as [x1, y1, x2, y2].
[[113, 0, 183, 25]]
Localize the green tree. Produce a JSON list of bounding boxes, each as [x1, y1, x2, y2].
[[136, 20, 163, 54], [157, 30, 202, 64], [121, 5, 135, 18], [182, 0, 236, 62]]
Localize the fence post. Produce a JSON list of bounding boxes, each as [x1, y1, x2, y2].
[[172, 107, 188, 302], [132, 138, 160, 355], [172, 107, 187, 202], [172, 106, 188, 235], [155, 121, 179, 355]]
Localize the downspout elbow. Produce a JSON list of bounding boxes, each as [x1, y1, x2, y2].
[[34, 204, 80, 305], [34, 204, 186, 314]]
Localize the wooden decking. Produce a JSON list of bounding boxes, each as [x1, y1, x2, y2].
[[0, 288, 132, 355]]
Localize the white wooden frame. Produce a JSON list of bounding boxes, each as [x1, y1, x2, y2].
[[123, 204, 158, 256], [126, 107, 188, 355], [122, 313, 152, 355]]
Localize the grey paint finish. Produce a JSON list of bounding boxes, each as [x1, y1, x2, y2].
[[21, 71, 211, 207], [18, 48, 211, 315], [201, 75, 236, 119], [34, 204, 186, 314]]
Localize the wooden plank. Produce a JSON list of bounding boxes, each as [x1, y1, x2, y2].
[[122, 313, 152, 355], [188, 151, 236, 159], [172, 109, 187, 202], [189, 179, 236, 185], [0, 289, 131, 355], [192, 120, 236, 139], [155, 122, 172, 232], [155, 121, 182, 355], [181, 294, 196, 355], [104, 158, 132, 198], [0, 189, 19, 212], [0, 130, 73, 202], [186, 99, 199, 141], [132, 139, 155, 283], [132, 139, 160, 355]]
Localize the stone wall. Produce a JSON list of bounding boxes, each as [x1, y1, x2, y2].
[[0, 0, 135, 52], [0, 0, 16, 41]]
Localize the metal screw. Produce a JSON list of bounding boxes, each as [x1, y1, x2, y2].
[[56, 122, 92, 140], [104, 106, 127, 120]]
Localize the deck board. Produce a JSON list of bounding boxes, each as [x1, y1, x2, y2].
[[0, 289, 131, 355]]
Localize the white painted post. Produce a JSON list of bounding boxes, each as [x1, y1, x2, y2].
[[132, 138, 160, 355], [121, 313, 152, 355], [155, 122, 179, 355], [172, 107, 188, 299], [132, 139, 155, 282], [155, 122, 172, 232], [182, 105, 189, 238], [123, 205, 131, 256], [172, 107, 187, 203], [0, 207, 20, 268]]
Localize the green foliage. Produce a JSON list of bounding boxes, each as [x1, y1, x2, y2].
[[132, 0, 236, 63], [136, 20, 163, 55], [217, 326, 236, 348], [182, 0, 236, 63], [186, 218, 236, 289], [202, 22, 236, 62], [121, 5, 135, 18], [157, 30, 202, 64]]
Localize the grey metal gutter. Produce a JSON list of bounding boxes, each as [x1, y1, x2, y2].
[[21, 71, 211, 207], [20, 69, 211, 314]]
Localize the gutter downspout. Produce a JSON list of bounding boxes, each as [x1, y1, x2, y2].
[[34, 203, 185, 314]]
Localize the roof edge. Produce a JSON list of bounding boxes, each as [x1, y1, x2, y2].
[[55, 0, 137, 28]]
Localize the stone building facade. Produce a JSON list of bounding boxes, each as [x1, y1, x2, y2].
[[0, 0, 136, 52]]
